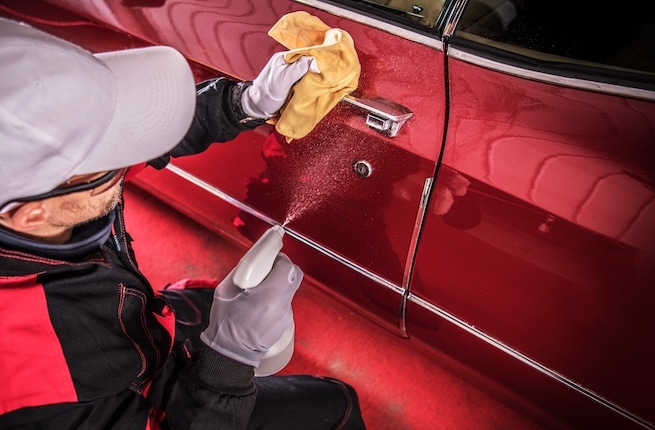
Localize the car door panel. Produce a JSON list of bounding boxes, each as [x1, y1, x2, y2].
[[13, 0, 447, 331], [409, 28, 655, 430]]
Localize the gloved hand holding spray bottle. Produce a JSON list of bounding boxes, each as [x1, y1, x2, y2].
[[201, 225, 302, 376]]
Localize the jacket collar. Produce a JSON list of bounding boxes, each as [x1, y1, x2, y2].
[[0, 211, 115, 260]]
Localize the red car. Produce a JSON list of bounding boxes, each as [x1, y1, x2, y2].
[[3, 0, 653, 428]]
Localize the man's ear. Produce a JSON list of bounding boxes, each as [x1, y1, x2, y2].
[[1, 201, 49, 233]]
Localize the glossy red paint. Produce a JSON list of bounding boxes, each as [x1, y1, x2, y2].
[[2, 0, 654, 428], [2, 0, 447, 324], [413, 57, 655, 424], [1, 0, 446, 324]]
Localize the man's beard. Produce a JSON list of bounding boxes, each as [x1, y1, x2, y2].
[[85, 181, 124, 224], [57, 180, 124, 230]]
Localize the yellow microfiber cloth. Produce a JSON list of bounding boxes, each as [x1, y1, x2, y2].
[[268, 11, 361, 142]]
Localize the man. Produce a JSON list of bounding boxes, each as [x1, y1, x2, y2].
[[0, 18, 365, 429]]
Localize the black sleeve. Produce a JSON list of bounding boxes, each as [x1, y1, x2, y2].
[[164, 346, 257, 430], [148, 78, 265, 169]]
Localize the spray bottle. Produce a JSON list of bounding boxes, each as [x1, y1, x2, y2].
[[231, 224, 296, 376]]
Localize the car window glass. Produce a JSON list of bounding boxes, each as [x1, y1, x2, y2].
[[454, 0, 655, 76], [332, 0, 446, 28]]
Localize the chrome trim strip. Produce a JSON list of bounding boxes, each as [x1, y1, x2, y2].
[[442, 0, 468, 37], [294, 0, 443, 50], [399, 177, 434, 334], [166, 163, 404, 295], [408, 293, 655, 430], [449, 48, 655, 102]]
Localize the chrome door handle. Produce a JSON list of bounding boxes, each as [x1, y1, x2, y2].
[[342, 95, 413, 137]]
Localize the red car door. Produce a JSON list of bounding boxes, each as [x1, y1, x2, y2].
[[409, 0, 655, 428], [11, 0, 449, 332]]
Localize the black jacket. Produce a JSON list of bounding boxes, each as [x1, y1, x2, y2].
[[0, 77, 262, 430]]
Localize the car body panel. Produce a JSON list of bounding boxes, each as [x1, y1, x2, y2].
[[157, 2, 443, 332], [6, 0, 447, 328], [413, 54, 655, 423]]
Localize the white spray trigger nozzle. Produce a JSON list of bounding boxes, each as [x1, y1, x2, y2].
[[232, 225, 285, 289]]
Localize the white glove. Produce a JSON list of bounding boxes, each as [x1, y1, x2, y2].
[[241, 51, 320, 119], [200, 253, 303, 367]]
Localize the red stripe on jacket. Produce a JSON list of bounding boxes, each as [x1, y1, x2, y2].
[[0, 274, 77, 414]]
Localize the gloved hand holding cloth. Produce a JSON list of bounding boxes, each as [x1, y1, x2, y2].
[[241, 52, 320, 119], [242, 11, 361, 141]]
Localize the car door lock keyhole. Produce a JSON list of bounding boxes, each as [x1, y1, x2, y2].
[[353, 160, 373, 178]]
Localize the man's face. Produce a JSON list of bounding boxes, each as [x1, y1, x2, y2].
[[45, 170, 125, 230], [0, 169, 128, 244]]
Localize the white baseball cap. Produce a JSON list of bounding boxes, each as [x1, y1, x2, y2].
[[0, 18, 196, 210]]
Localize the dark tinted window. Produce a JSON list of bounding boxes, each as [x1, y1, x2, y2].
[[455, 0, 655, 76]]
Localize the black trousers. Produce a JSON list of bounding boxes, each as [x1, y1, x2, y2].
[[161, 283, 366, 430]]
